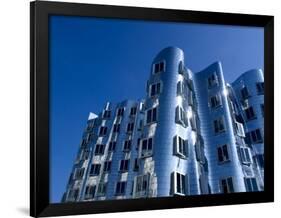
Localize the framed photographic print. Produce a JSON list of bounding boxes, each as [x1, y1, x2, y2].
[[30, 1, 274, 217]]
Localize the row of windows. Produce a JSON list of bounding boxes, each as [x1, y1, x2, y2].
[[240, 82, 264, 100], [99, 107, 158, 137], [102, 106, 138, 120], [70, 173, 259, 201], [217, 144, 252, 165]]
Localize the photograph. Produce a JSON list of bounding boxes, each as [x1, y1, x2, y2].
[[49, 15, 265, 203]]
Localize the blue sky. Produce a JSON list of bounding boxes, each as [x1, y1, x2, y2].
[[49, 15, 264, 203]]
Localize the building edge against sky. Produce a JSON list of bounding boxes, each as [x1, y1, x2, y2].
[[62, 47, 264, 202]]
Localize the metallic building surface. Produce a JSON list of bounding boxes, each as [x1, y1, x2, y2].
[[62, 47, 264, 202]]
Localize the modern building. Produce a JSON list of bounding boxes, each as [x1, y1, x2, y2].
[[62, 47, 264, 202]]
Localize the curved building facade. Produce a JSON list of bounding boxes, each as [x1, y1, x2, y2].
[[62, 47, 264, 203]]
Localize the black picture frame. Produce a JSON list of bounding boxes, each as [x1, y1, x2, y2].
[[30, 1, 274, 217]]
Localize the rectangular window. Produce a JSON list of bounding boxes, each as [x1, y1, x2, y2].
[[140, 137, 153, 158], [127, 122, 134, 133], [177, 81, 185, 96], [123, 140, 132, 152], [102, 110, 111, 119], [239, 147, 252, 164], [171, 172, 186, 195], [113, 124, 120, 133], [89, 164, 101, 176], [256, 82, 264, 95], [256, 154, 264, 168], [97, 183, 107, 196], [150, 82, 161, 97], [69, 189, 79, 201], [249, 129, 263, 143], [108, 141, 116, 152], [115, 181, 127, 195], [134, 174, 150, 197], [244, 177, 259, 192], [133, 158, 139, 171], [119, 159, 130, 172], [103, 161, 112, 172], [153, 61, 165, 74], [217, 144, 229, 163], [195, 137, 205, 163], [117, 107, 124, 116], [99, 126, 107, 136], [74, 168, 85, 180], [175, 106, 188, 127], [209, 94, 221, 108], [173, 135, 188, 158], [235, 121, 245, 137], [84, 185, 96, 200], [207, 73, 218, 88], [241, 86, 250, 99], [261, 104, 264, 117], [130, 107, 137, 116], [214, 117, 225, 134], [146, 107, 157, 124], [189, 113, 197, 131], [245, 106, 256, 120], [220, 177, 234, 193], [94, 144, 105, 155]]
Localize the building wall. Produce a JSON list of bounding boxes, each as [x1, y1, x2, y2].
[[231, 69, 264, 189], [62, 47, 264, 202]]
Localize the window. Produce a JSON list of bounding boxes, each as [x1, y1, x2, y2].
[[175, 106, 188, 127], [244, 178, 259, 192], [195, 137, 205, 163], [97, 183, 107, 196], [248, 129, 263, 143], [241, 86, 250, 99], [84, 185, 96, 199], [115, 181, 127, 195], [189, 113, 197, 131], [256, 154, 264, 168], [171, 172, 186, 195], [140, 137, 153, 158], [239, 147, 252, 164], [153, 61, 165, 74], [146, 107, 157, 124], [102, 110, 111, 119], [261, 104, 264, 117], [119, 159, 130, 172], [74, 168, 85, 180], [130, 107, 137, 116], [235, 121, 245, 137], [177, 81, 185, 96], [214, 117, 225, 134], [220, 177, 234, 193], [113, 124, 120, 133], [256, 82, 264, 95], [245, 106, 256, 120], [127, 122, 134, 133], [217, 144, 230, 163], [209, 94, 221, 108], [207, 73, 218, 88], [89, 164, 101, 176], [133, 158, 139, 171], [150, 82, 161, 97], [117, 107, 124, 116], [99, 126, 107, 136], [173, 135, 187, 158], [108, 141, 116, 152], [134, 174, 150, 197], [69, 189, 79, 201], [103, 161, 112, 172], [94, 144, 105, 155], [188, 90, 194, 106], [123, 140, 132, 151]]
